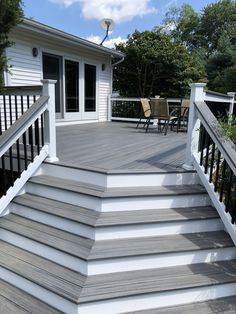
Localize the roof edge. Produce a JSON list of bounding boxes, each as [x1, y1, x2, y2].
[[16, 18, 125, 58]]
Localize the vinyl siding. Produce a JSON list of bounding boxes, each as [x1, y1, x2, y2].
[[6, 42, 41, 86], [5, 37, 114, 123]]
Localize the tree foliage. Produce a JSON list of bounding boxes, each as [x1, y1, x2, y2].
[[161, 0, 236, 93], [114, 30, 205, 97], [0, 0, 23, 91]]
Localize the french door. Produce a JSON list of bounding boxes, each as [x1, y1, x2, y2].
[[64, 59, 81, 120], [43, 53, 62, 118]]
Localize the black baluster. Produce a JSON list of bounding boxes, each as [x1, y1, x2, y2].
[[209, 142, 215, 183], [200, 127, 206, 166], [23, 131, 28, 170], [41, 114, 44, 146], [35, 118, 40, 154], [3, 95, 7, 131], [219, 159, 227, 202], [214, 150, 221, 192], [204, 133, 210, 174], [225, 169, 233, 213], [1, 155, 7, 196], [9, 95, 13, 126], [15, 95, 18, 123]]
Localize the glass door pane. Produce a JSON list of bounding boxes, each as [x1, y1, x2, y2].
[[65, 60, 79, 112], [43, 53, 62, 114], [84, 64, 96, 112]]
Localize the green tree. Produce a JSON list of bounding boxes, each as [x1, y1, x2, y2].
[[163, 4, 201, 52], [199, 0, 236, 53], [163, 0, 236, 92], [0, 0, 23, 91], [114, 30, 205, 97]]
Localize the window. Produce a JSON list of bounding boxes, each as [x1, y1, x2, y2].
[[84, 64, 96, 112], [65, 60, 79, 112]]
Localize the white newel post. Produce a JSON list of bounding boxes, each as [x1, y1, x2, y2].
[[41, 79, 59, 162], [107, 94, 111, 121], [183, 83, 206, 170], [227, 92, 236, 118]]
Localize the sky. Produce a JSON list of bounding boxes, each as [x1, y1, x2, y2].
[[23, 0, 216, 48]]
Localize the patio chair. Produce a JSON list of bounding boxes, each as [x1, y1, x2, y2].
[[148, 98, 176, 135], [177, 98, 190, 132], [136, 98, 152, 129]]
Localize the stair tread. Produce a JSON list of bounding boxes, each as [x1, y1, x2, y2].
[[0, 214, 93, 260], [128, 295, 236, 314], [78, 260, 236, 303], [29, 174, 207, 198], [89, 231, 234, 260], [0, 279, 62, 314], [0, 213, 230, 260], [0, 241, 86, 303], [14, 193, 218, 227]]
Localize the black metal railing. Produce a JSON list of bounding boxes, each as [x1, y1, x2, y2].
[[111, 97, 182, 120], [196, 101, 236, 224], [112, 98, 142, 119], [0, 94, 40, 133], [0, 96, 48, 198]]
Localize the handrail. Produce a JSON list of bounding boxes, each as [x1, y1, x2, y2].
[[185, 83, 236, 244], [195, 101, 236, 175], [0, 96, 48, 156], [3, 85, 42, 96]]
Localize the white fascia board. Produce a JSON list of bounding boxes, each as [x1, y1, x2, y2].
[[15, 19, 125, 59]]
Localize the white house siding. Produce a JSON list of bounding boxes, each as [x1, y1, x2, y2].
[[98, 61, 111, 121], [5, 41, 41, 86], [4, 32, 115, 124]]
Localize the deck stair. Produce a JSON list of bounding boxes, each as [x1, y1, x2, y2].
[[0, 164, 236, 313]]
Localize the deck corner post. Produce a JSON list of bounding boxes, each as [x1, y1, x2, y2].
[[41, 79, 59, 162], [183, 82, 206, 170], [107, 94, 112, 121], [227, 92, 236, 118]]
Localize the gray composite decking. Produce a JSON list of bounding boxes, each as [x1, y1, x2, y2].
[[56, 122, 187, 172], [29, 174, 206, 198], [129, 296, 236, 314], [0, 213, 232, 261], [14, 193, 219, 227], [0, 279, 62, 314]]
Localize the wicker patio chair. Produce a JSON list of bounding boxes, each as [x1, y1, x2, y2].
[[136, 98, 152, 129], [148, 98, 176, 135]]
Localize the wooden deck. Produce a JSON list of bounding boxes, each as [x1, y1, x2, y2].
[[56, 122, 187, 172]]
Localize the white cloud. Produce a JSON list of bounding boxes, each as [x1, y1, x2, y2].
[[86, 35, 126, 48], [49, 0, 157, 23]]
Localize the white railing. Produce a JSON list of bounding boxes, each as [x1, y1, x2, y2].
[[184, 83, 236, 244], [0, 79, 58, 214]]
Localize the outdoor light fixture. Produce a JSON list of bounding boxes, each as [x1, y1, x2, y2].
[[102, 63, 106, 71], [100, 18, 115, 45], [32, 47, 38, 57]]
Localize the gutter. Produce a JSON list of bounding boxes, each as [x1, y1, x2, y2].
[[112, 56, 125, 67]]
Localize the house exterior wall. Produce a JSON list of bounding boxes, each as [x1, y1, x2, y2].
[[4, 34, 112, 123]]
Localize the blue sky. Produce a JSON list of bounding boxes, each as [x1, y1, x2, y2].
[[23, 0, 216, 47]]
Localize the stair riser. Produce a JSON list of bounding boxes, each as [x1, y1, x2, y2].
[[41, 163, 108, 188], [0, 229, 88, 274], [0, 267, 77, 314], [9, 203, 222, 240], [76, 283, 236, 314], [41, 163, 199, 188], [26, 182, 211, 211], [94, 219, 223, 240], [106, 172, 199, 188], [87, 247, 236, 275]]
